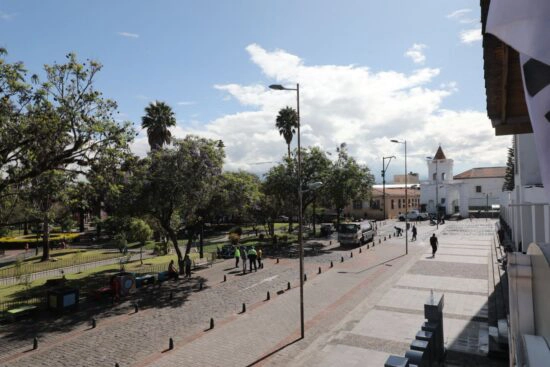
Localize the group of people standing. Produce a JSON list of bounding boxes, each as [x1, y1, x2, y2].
[[234, 245, 262, 272]]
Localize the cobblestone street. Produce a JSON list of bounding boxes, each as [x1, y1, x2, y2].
[[0, 220, 503, 367]]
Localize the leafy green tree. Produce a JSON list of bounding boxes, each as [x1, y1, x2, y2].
[[324, 143, 374, 229], [275, 107, 298, 159], [139, 136, 224, 262], [25, 170, 72, 261], [128, 218, 153, 265], [0, 51, 135, 198], [141, 101, 176, 151], [503, 139, 515, 191]]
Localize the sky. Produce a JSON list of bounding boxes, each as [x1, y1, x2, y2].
[[0, 0, 511, 182]]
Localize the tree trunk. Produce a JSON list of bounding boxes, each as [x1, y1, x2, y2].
[[41, 215, 50, 262], [79, 208, 85, 232], [166, 226, 183, 262], [199, 222, 204, 258], [185, 228, 195, 257], [23, 220, 28, 235], [312, 197, 316, 236], [336, 208, 342, 232]]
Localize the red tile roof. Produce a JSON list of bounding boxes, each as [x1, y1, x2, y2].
[[371, 187, 420, 197], [453, 167, 506, 179]]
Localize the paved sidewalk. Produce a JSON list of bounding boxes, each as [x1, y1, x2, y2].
[[269, 219, 506, 367]]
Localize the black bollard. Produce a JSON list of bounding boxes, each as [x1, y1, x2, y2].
[[318, 267, 322, 274], [242, 303, 246, 313], [210, 318, 215, 329], [169, 291, 173, 300], [276, 258, 279, 264], [330, 240, 332, 245], [199, 282, 203, 291], [341, 256, 344, 263], [134, 303, 139, 313], [169, 337, 174, 350], [115, 363, 120, 367], [359, 248, 362, 253], [287, 282, 291, 290], [223, 275, 227, 282], [266, 291, 271, 301], [379, 238, 381, 244], [304, 274, 307, 282], [91, 318, 97, 328], [384, 236, 386, 241], [33, 337, 38, 350], [330, 261, 334, 268], [350, 251, 353, 258]]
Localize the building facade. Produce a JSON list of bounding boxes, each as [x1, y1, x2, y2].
[[343, 186, 421, 220], [420, 146, 505, 218]]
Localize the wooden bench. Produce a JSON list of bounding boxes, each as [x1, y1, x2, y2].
[[192, 257, 211, 269], [135, 274, 155, 288], [6, 305, 38, 321]]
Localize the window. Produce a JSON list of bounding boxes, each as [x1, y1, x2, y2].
[[398, 199, 401, 209], [441, 172, 446, 181], [432, 173, 436, 181], [391, 200, 394, 209], [353, 200, 362, 209], [476, 185, 482, 193], [441, 198, 446, 204]]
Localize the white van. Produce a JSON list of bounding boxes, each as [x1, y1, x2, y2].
[[338, 220, 375, 247]]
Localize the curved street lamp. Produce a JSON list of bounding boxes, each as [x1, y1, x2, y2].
[[391, 139, 408, 255], [269, 83, 306, 339]]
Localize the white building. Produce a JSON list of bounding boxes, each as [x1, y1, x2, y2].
[[420, 146, 505, 218]]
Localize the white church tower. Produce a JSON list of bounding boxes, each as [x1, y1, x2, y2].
[[427, 146, 453, 184]]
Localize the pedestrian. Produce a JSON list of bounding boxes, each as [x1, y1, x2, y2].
[[430, 233, 438, 257], [234, 246, 240, 268], [257, 248, 263, 269], [412, 225, 417, 241], [240, 245, 247, 273], [248, 246, 257, 272], [184, 255, 192, 278]]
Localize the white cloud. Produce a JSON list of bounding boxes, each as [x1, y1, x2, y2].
[[460, 27, 482, 44], [118, 32, 139, 38], [177, 101, 196, 106], [131, 44, 508, 179], [446, 9, 471, 19], [405, 43, 427, 64], [448, 8, 481, 44]]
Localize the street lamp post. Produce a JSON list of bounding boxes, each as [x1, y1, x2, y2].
[[391, 139, 408, 255], [426, 157, 439, 230], [382, 156, 396, 220], [269, 83, 306, 339]]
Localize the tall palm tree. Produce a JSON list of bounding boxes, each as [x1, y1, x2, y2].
[[275, 106, 298, 159], [141, 101, 176, 151]]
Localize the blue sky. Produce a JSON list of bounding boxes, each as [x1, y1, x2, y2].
[[0, 0, 509, 181]]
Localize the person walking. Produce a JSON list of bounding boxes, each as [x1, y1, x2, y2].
[[248, 246, 258, 272], [412, 225, 417, 241], [430, 233, 439, 257], [234, 246, 240, 268]]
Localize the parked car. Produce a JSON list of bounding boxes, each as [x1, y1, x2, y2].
[[320, 224, 333, 237], [398, 210, 430, 221], [220, 244, 235, 259]]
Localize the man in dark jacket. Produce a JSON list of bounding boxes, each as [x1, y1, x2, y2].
[[430, 234, 438, 257]]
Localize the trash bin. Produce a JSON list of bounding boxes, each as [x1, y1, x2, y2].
[[48, 287, 79, 313]]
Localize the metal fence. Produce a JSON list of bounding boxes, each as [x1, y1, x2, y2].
[[0, 251, 123, 279]]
